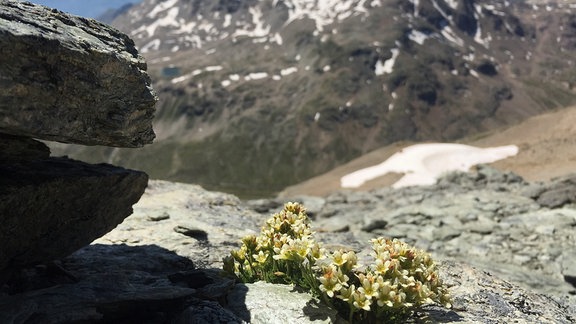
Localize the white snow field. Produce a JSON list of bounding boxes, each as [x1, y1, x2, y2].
[[341, 143, 519, 189]]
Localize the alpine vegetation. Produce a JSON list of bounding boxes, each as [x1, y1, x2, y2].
[[224, 202, 451, 322]]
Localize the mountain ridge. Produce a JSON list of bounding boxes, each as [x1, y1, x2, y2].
[[50, 0, 576, 198]]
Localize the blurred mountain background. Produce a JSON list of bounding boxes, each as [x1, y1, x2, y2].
[[30, 0, 576, 198]]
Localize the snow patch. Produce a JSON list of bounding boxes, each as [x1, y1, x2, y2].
[[431, 0, 452, 23], [408, 0, 420, 16], [171, 74, 190, 84], [375, 48, 399, 75], [205, 66, 223, 72], [134, 6, 180, 37], [233, 6, 270, 38], [245, 72, 269, 80], [283, 0, 375, 32], [149, 56, 172, 64], [281, 67, 298, 76], [408, 29, 429, 45], [140, 39, 161, 53], [441, 26, 464, 47], [223, 14, 232, 28], [147, 0, 178, 19], [463, 52, 475, 61], [274, 33, 283, 45], [340, 143, 518, 189]]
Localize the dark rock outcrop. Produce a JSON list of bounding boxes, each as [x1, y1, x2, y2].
[[0, 150, 148, 271], [0, 0, 156, 147], [530, 174, 576, 208]]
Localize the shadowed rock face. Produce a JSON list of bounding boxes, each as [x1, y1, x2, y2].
[[0, 0, 156, 147], [0, 150, 148, 271]]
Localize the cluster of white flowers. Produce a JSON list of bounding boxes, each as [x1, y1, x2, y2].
[[317, 237, 452, 321], [223, 202, 324, 285], [224, 202, 451, 322]]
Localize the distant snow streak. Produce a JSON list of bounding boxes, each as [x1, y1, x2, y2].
[[131, 0, 388, 53], [140, 39, 161, 53], [408, 29, 428, 45], [147, 0, 178, 18], [441, 26, 464, 47], [133, 6, 180, 38], [281, 67, 298, 76], [245, 72, 268, 81], [223, 14, 232, 28], [431, 0, 452, 24], [233, 7, 271, 39], [408, 0, 420, 16], [205, 66, 223, 72], [473, 4, 491, 48], [283, 0, 373, 32]]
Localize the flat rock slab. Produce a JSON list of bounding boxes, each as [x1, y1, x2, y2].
[[0, 156, 148, 271], [0, 0, 156, 147]]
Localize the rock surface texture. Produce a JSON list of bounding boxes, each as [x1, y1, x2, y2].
[[0, 1, 154, 276], [2, 171, 575, 323], [0, 0, 156, 147], [0, 151, 148, 271]]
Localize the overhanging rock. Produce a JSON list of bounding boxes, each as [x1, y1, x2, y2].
[[0, 0, 156, 147]]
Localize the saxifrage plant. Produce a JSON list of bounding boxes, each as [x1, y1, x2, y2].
[[223, 202, 451, 322]]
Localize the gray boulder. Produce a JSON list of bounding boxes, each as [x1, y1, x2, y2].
[[0, 0, 156, 147], [533, 174, 576, 208]]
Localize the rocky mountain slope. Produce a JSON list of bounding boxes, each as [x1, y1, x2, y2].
[[281, 104, 576, 197], [51, 0, 576, 198]]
